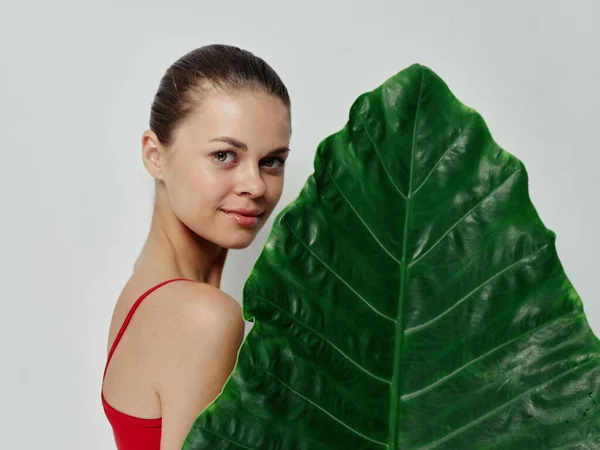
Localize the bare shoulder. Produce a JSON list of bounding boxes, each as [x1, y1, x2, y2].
[[163, 281, 240, 323], [150, 281, 244, 361], [150, 282, 245, 450], [149, 280, 240, 317]]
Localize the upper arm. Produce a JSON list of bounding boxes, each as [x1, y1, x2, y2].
[[156, 287, 245, 450]]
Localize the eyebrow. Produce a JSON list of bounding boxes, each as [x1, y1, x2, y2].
[[208, 136, 291, 156]]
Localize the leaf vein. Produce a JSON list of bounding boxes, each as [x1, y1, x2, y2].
[[416, 356, 600, 450], [327, 170, 402, 265], [405, 242, 551, 335], [402, 310, 585, 400], [357, 110, 408, 200], [252, 363, 387, 446], [389, 66, 426, 450], [410, 124, 470, 197], [254, 294, 391, 384], [288, 227, 396, 323], [194, 426, 259, 449], [550, 436, 600, 450], [409, 169, 522, 269]]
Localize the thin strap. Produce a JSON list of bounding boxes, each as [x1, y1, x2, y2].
[[102, 278, 197, 380]]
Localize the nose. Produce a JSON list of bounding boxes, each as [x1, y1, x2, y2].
[[235, 163, 266, 198]]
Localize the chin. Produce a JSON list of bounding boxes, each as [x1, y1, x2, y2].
[[225, 238, 255, 250], [219, 229, 258, 249]]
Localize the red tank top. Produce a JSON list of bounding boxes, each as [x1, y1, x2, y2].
[[101, 278, 197, 449]]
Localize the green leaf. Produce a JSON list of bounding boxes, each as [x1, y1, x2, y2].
[[182, 64, 600, 449]]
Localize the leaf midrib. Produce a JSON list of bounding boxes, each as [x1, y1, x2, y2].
[[388, 67, 426, 449]]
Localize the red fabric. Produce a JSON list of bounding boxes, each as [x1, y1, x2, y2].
[[101, 278, 196, 449]]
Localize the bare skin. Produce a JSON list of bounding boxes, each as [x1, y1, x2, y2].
[[102, 86, 291, 449]]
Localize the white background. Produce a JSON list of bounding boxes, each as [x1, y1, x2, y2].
[[1, 1, 599, 448]]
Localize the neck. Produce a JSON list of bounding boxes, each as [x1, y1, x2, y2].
[[134, 187, 227, 287]]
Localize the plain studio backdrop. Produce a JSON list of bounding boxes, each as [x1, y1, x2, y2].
[[0, 1, 598, 448]]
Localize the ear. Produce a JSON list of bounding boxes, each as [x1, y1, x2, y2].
[[141, 130, 168, 180]]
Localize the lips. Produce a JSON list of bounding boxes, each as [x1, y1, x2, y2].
[[221, 209, 264, 217], [221, 210, 262, 227]]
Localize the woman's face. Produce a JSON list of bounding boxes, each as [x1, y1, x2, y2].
[[151, 89, 291, 249]]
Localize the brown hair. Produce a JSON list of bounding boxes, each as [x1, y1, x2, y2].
[[149, 44, 291, 150]]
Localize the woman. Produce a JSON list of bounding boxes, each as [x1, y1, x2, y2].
[[100, 44, 292, 450]]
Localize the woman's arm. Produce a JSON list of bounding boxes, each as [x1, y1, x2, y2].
[[155, 285, 245, 450]]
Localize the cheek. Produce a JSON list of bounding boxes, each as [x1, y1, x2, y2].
[[265, 176, 284, 204], [188, 167, 232, 199], [169, 166, 221, 216]]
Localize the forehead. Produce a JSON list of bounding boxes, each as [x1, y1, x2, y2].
[[180, 89, 290, 137]]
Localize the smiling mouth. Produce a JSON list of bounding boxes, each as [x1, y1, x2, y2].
[[221, 210, 263, 227]]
